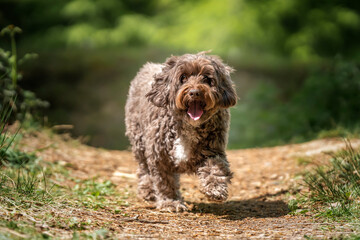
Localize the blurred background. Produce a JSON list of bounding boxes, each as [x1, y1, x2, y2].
[[1, 0, 359, 150]]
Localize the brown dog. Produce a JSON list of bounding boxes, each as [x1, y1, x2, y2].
[[125, 52, 237, 212]]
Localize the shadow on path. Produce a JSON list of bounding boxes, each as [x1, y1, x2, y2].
[[189, 197, 289, 220]]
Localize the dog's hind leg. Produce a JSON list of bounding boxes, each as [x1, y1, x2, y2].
[[137, 160, 156, 201], [131, 136, 156, 202], [148, 160, 187, 212]]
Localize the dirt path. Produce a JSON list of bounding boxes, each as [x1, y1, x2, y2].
[[22, 133, 360, 239]]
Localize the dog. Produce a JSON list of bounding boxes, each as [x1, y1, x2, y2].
[[125, 52, 237, 212]]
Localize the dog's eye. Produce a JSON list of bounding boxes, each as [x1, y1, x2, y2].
[[180, 74, 187, 83], [203, 76, 213, 86]]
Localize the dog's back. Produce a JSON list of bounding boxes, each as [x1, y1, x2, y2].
[[125, 62, 162, 141]]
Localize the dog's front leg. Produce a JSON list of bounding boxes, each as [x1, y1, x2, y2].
[[197, 155, 233, 202], [148, 162, 187, 212]]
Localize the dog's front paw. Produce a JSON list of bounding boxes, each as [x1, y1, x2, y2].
[[201, 183, 228, 202], [157, 199, 188, 212]]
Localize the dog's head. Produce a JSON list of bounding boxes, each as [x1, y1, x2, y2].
[[146, 52, 237, 126]]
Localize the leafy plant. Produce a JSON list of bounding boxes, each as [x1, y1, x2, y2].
[[0, 96, 38, 167], [0, 25, 49, 123]]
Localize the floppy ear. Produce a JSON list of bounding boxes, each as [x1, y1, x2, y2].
[[220, 74, 237, 108], [210, 56, 237, 108], [146, 55, 178, 107]]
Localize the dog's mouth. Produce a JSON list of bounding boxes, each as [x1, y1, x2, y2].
[[187, 100, 204, 121]]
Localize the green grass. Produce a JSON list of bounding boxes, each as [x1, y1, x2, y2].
[[72, 178, 130, 211], [1, 27, 128, 238], [0, 103, 129, 238], [291, 140, 360, 227], [0, 154, 130, 238], [305, 141, 360, 214], [0, 127, 129, 239], [317, 126, 360, 140], [72, 228, 112, 239], [289, 140, 360, 238], [0, 138, 59, 238], [0, 100, 17, 163]]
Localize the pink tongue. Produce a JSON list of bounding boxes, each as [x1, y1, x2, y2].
[[187, 101, 203, 121]]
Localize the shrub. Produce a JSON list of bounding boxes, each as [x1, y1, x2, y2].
[[229, 57, 360, 148], [0, 25, 49, 123]]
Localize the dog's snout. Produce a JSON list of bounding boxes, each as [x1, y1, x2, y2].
[[189, 89, 200, 97]]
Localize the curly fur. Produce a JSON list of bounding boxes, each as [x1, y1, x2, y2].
[[125, 52, 237, 212]]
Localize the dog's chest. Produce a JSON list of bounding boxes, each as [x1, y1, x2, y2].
[[172, 138, 191, 167]]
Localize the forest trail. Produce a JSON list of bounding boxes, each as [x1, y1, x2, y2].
[[22, 133, 360, 239]]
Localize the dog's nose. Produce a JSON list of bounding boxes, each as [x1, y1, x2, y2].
[[189, 89, 200, 97]]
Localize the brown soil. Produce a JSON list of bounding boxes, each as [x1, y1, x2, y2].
[[21, 132, 360, 239]]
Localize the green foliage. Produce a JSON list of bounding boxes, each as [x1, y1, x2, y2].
[[341, 234, 360, 240], [288, 199, 299, 212], [0, 142, 129, 238], [317, 126, 357, 139], [1, 1, 359, 149], [1, 148, 37, 167], [74, 179, 115, 197], [296, 141, 360, 221], [0, 99, 36, 170], [305, 141, 360, 205], [0, 25, 49, 123], [1, 0, 360, 61], [229, 58, 360, 148], [73, 178, 118, 210], [72, 228, 111, 239], [0, 154, 54, 208], [0, 82, 125, 238], [0, 106, 51, 203], [0, 101, 15, 160], [294, 57, 360, 131], [0, 78, 56, 238]]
